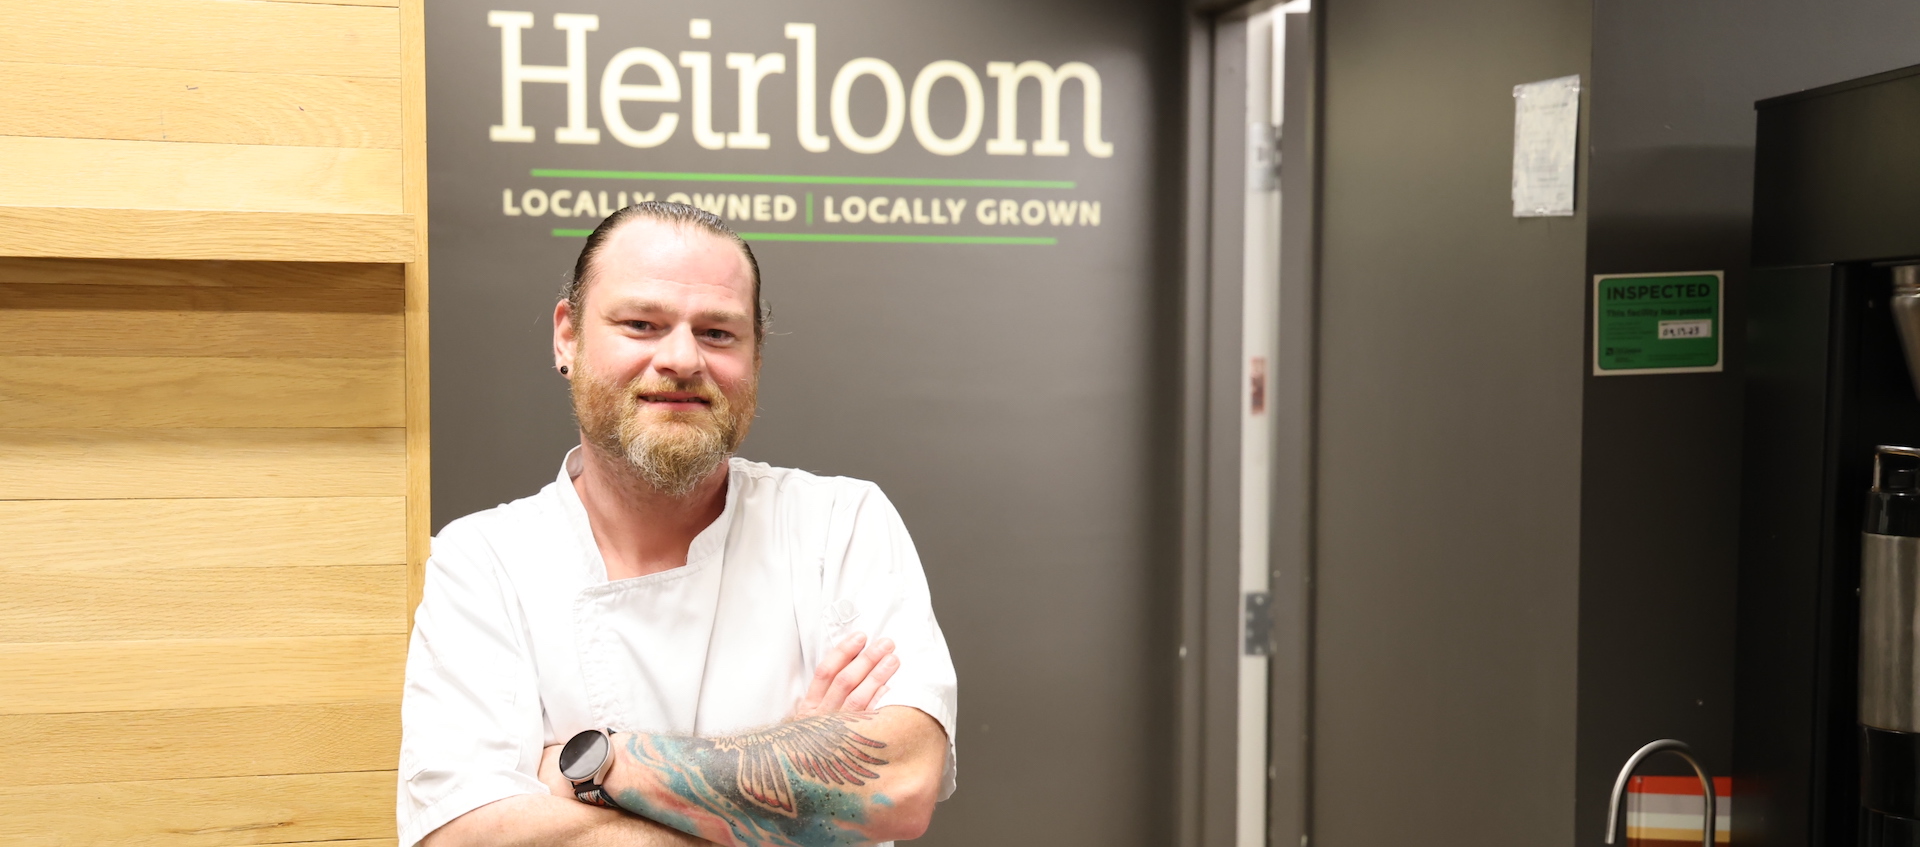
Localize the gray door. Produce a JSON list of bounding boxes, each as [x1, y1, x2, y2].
[[425, 0, 1187, 842]]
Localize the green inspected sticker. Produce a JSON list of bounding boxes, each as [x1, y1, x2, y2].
[[1593, 271, 1724, 375]]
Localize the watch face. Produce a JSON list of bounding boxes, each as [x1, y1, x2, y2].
[[559, 730, 610, 781]]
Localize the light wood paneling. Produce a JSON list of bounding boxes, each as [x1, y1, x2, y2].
[[0, 281, 402, 314], [0, 137, 402, 215], [0, 497, 405, 571], [0, 428, 405, 500], [0, 565, 407, 642], [218, 842, 395, 847], [0, 208, 415, 262], [0, 635, 405, 715], [0, 0, 426, 838], [0, 770, 394, 846], [0, 0, 401, 79], [0, 62, 402, 149], [0, 285, 402, 358], [0, 704, 399, 786], [223, 842, 395, 847], [0, 356, 404, 428], [0, 257, 404, 290]]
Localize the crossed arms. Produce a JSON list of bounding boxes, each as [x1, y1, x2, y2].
[[421, 635, 947, 847]]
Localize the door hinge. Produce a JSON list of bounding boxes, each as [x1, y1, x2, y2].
[[1244, 591, 1274, 655]]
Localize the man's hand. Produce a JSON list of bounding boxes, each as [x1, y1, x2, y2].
[[794, 632, 898, 719]]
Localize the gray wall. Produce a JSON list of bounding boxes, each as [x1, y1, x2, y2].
[[1313, 0, 1589, 844], [1580, 4, 1920, 846], [424, 0, 1188, 843]]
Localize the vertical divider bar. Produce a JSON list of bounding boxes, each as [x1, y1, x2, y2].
[[400, 0, 431, 626], [1178, 14, 1221, 847], [1269, 6, 1321, 847], [1206, 14, 1252, 847]]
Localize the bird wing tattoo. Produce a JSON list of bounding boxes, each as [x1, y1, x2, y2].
[[710, 713, 891, 817]]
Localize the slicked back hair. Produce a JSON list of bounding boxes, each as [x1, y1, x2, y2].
[[564, 201, 764, 344]]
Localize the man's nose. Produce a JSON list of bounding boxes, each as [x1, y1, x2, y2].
[[651, 323, 704, 379]]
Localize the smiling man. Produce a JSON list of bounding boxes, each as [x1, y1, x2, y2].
[[399, 202, 958, 847]]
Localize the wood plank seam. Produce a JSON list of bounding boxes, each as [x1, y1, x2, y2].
[[0, 257, 407, 289], [0, 208, 416, 262]]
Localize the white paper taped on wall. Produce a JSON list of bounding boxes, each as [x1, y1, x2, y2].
[[1511, 74, 1580, 218]]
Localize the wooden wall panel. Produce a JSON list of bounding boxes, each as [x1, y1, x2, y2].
[[0, 428, 406, 500], [224, 842, 395, 847], [234, 842, 395, 847], [0, 279, 404, 311], [0, 770, 394, 846], [0, 136, 403, 215], [0, 497, 406, 571], [0, 356, 404, 428], [0, 704, 399, 786], [0, 565, 408, 642], [0, 0, 426, 840], [0, 286, 403, 359], [0, 0, 402, 78], [0, 258, 404, 290], [0, 208, 416, 262], [0, 635, 406, 715], [266, 0, 397, 7], [0, 62, 402, 148]]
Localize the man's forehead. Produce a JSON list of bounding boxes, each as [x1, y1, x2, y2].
[[596, 219, 751, 288]]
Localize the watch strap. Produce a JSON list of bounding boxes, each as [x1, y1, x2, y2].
[[573, 782, 620, 809]]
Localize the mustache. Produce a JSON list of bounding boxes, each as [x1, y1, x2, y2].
[[621, 376, 726, 406]]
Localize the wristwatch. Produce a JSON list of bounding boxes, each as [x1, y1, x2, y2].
[[558, 728, 621, 809]]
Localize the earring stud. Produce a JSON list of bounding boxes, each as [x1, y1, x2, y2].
[[559, 365, 569, 375]]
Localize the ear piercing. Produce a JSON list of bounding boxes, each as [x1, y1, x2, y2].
[[559, 365, 570, 375]]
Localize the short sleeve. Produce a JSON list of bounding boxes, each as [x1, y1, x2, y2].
[[821, 483, 959, 800], [396, 528, 550, 847]]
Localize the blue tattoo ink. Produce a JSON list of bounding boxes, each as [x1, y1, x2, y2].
[[621, 728, 885, 847]]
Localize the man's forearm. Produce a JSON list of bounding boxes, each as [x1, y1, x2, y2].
[[423, 792, 707, 847], [605, 706, 945, 847]]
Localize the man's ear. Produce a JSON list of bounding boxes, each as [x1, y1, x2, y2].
[[553, 299, 578, 373]]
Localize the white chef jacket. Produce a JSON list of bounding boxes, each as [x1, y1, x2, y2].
[[396, 449, 958, 847]]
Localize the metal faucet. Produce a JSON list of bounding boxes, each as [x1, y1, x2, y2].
[[1605, 738, 1715, 847]]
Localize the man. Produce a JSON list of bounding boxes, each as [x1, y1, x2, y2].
[[398, 202, 957, 847]]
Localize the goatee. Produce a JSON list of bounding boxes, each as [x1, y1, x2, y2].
[[571, 359, 756, 497]]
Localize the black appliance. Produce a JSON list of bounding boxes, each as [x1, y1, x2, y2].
[[1740, 64, 1920, 847]]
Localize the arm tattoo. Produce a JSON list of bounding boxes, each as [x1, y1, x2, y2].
[[616, 712, 894, 847], [719, 713, 889, 816]]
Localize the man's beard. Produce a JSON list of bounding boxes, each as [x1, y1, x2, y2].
[[570, 358, 756, 497]]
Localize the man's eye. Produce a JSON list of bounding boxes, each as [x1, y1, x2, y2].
[[701, 329, 736, 343], [625, 321, 658, 332]]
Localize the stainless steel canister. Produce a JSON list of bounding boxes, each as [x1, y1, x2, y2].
[[1863, 445, 1920, 732], [1893, 265, 1920, 402]]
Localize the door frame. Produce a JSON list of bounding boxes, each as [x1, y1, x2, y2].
[[1175, 4, 1322, 847]]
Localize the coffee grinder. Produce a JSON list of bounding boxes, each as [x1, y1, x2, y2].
[[1739, 65, 1920, 847]]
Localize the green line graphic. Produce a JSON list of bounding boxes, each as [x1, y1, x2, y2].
[[737, 233, 1055, 245], [530, 169, 1075, 189], [549, 229, 1055, 245]]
